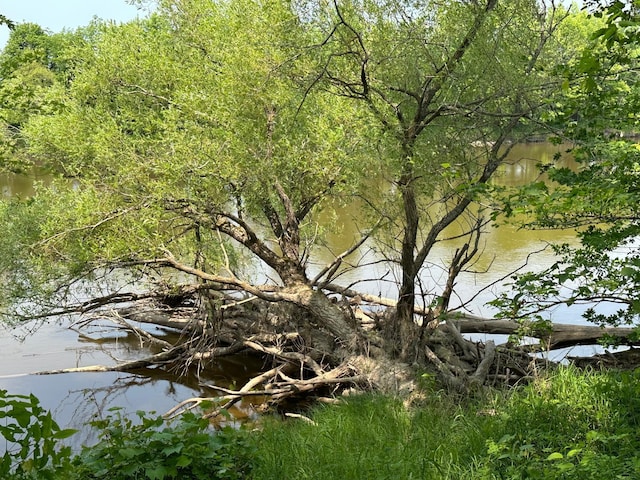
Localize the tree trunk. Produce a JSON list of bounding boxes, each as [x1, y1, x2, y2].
[[285, 281, 357, 349], [391, 162, 423, 361]]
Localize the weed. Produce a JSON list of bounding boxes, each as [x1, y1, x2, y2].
[[0, 389, 75, 479], [73, 408, 252, 479]]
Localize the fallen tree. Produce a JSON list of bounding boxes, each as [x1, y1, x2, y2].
[[0, 0, 599, 419], [451, 317, 640, 350], [29, 285, 640, 419]]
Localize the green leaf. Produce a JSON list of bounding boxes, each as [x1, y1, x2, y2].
[[578, 51, 600, 74], [546, 452, 564, 461], [557, 462, 575, 472], [146, 465, 169, 480], [176, 455, 192, 467], [620, 266, 636, 277], [52, 428, 77, 440], [566, 448, 581, 458], [13, 409, 32, 428], [161, 443, 184, 456]]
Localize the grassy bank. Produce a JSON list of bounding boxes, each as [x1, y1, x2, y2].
[[247, 366, 640, 479], [2, 366, 640, 478]]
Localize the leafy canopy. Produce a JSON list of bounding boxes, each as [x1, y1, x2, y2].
[[493, 1, 640, 335], [0, 0, 370, 317]]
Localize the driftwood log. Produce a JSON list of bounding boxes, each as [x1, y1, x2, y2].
[[450, 317, 639, 349]]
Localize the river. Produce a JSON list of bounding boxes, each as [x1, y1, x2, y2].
[[0, 142, 613, 446]]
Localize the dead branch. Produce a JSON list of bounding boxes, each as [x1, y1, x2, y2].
[[284, 413, 316, 424], [33, 344, 188, 375], [446, 319, 477, 360], [164, 366, 282, 419], [106, 311, 174, 350], [424, 345, 465, 391], [471, 340, 496, 386], [242, 340, 324, 375]]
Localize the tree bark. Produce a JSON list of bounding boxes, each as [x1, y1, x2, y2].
[[452, 318, 639, 349]]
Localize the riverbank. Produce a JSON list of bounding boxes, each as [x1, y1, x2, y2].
[[246, 366, 640, 479], [3, 365, 639, 479]]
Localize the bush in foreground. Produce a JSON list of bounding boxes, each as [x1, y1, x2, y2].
[[72, 409, 252, 480], [0, 389, 75, 479], [0, 396, 251, 479]]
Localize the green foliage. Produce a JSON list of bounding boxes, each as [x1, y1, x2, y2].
[[0, 183, 173, 321], [479, 366, 640, 479], [0, 0, 371, 314], [493, 144, 640, 325], [495, 3, 640, 332], [538, 3, 635, 138], [0, 14, 16, 30], [589, 1, 640, 50], [0, 23, 59, 79], [0, 0, 584, 334], [0, 23, 84, 171], [73, 409, 251, 479], [300, 0, 575, 320], [0, 389, 75, 479]]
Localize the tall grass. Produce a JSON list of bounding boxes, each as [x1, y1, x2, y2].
[[246, 366, 640, 479], [479, 366, 640, 479], [247, 393, 488, 479]]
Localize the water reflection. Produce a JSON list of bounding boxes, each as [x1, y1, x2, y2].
[[0, 369, 260, 451], [0, 169, 50, 198], [0, 318, 263, 449]]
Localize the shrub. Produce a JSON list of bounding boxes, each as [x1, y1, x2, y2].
[[0, 389, 75, 479], [73, 408, 252, 479]]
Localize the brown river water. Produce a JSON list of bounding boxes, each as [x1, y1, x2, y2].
[[0, 143, 618, 446]]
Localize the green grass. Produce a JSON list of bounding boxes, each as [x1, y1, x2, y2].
[[246, 366, 640, 480], [476, 366, 640, 479], [247, 393, 488, 479]]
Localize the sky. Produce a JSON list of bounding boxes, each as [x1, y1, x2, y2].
[[0, 0, 148, 49]]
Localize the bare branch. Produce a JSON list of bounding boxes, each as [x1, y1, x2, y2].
[[312, 220, 380, 287]]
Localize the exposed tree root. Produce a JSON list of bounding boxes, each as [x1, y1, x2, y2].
[[163, 352, 369, 421], [28, 286, 637, 419]]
